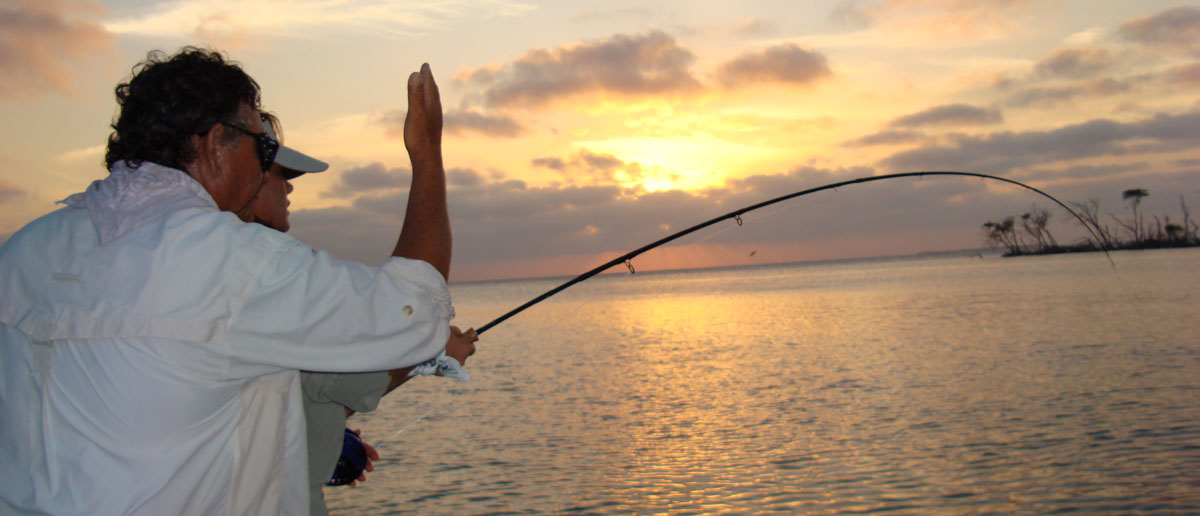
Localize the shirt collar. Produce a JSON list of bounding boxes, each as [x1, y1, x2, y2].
[[60, 161, 219, 245]]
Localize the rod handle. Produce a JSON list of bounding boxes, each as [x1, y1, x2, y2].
[[463, 328, 479, 343]]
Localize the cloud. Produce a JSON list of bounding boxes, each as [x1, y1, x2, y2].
[[1004, 77, 1143, 108], [880, 111, 1200, 174], [458, 30, 702, 108], [1004, 85, 1079, 108], [56, 144, 106, 163], [0, 179, 26, 203], [715, 44, 832, 89], [444, 163, 1015, 270], [733, 18, 778, 37], [990, 42, 1156, 109], [830, 1, 873, 29], [104, 0, 534, 44], [372, 109, 407, 139], [1033, 47, 1112, 78], [567, 6, 655, 23], [531, 149, 641, 185], [0, 163, 1056, 278], [287, 205, 400, 266], [448, 167, 483, 187], [444, 109, 524, 137], [482, 165, 952, 260], [0, 0, 115, 99], [830, 0, 1039, 39], [1119, 5, 1200, 56], [887, 104, 1003, 128], [373, 107, 524, 139], [1163, 62, 1200, 87], [451, 182, 623, 226], [286, 157, 1198, 282], [577, 150, 624, 172], [294, 178, 743, 279], [1064, 27, 1106, 45], [323, 162, 410, 198], [1013, 163, 1146, 182], [531, 157, 565, 170], [292, 181, 638, 272], [843, 129, 929, 147]]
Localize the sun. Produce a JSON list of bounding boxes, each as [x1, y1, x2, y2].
[[631, 170, 715, 192], [582, 135, 772, 192]]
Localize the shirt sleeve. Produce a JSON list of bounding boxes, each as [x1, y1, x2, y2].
[[301, 371, 391, 414], [225, 239, 453, 378]]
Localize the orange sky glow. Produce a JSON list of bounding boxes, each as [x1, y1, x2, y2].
[[1, 0, 1198, 281]]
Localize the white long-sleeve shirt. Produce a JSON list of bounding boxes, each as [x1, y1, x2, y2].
[[0, 162, 453, 515]]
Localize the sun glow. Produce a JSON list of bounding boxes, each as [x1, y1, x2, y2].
[[583, 136, 769, 192], [630, 167, 724, 192]]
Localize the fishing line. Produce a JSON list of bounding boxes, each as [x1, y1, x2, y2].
[[358, 405, 437, 453], [462, 170, 1116, 341], [393, 407, 434, 436]]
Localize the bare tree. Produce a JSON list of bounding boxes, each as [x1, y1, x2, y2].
[[1153, 215, 1165, 242], [1117, 188, 1150, 244], [983, 217, 1022, 255], [1071, 199, 1117, 250], [1020, 205, 1058, 251], [1165, 221, 1186, 243], [1182, 195, 1199, 244], [987, 193, 1196, 255]]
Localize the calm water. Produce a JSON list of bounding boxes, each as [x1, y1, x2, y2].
[[327, 248, 1200, 515]]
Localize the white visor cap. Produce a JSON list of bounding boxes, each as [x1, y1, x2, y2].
[[262, 123, 329, 179]]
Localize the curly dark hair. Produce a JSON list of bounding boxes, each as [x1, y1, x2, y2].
[[105, 47, 262, 171]]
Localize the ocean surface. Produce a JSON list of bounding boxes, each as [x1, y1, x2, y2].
[[326, 248, 1200, 515]]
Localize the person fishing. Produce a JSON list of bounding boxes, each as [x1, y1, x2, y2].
[[0, 47, 475, 515], [251, 113, 471, 515]]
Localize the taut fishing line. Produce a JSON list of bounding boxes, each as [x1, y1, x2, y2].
[[462, 170, 1115, 341]]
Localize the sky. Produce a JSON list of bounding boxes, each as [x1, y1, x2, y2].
[[1, 0, 1198, 282]]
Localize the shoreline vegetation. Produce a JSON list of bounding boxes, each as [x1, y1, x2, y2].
[[983, 188, 1200, 257]]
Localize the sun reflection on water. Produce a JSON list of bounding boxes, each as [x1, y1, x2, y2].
[[330, 250, 1200, 515]]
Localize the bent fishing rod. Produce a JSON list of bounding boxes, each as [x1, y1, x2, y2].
[[461, 170, 1108, 342]]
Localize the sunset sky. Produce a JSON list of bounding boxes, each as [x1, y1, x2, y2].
[[2, 0, 1198, 281]]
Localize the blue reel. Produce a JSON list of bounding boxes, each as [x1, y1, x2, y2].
[[327, 428, 368, 486]]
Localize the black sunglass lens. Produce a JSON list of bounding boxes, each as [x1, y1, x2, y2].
[[256, 135, 279, 172]]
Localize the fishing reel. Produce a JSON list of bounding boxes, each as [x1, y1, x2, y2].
[[327, 428, 369, 486]]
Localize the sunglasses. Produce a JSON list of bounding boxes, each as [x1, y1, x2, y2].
[[220, 122, 280, 172]]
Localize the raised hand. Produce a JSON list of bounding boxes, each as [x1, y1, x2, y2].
[[404, 63, 443, 170]]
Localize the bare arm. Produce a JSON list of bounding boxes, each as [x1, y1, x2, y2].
[[382, 66, 475, 396], [393, 63, 451, 280], [335, 68, 461, 488]]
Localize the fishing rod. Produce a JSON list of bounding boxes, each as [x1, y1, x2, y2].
[[462, 170, 1109, 341]]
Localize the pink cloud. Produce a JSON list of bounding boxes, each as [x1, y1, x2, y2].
[[460, 31, 702, 109], [0, 0, 115, 99]]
